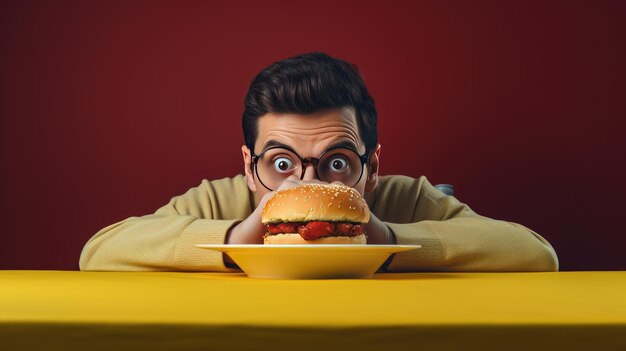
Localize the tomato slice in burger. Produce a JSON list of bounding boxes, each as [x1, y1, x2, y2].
[[277, 223, 299, 233], [298, 221, 335, 240], [336, 223, 353, 235]]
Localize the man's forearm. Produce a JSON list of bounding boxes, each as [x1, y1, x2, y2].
[[385, 217, 558, 272], [80, 215, 241, 272]]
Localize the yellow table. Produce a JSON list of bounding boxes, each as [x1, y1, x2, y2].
[[1, 271, 625, 350]]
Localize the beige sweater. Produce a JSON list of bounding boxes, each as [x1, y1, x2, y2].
[[79, 175, 558, 272]]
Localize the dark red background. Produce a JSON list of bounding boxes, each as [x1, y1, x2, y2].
[[1, 0, 624, 271]]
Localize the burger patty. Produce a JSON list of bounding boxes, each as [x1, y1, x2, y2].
[[266, 221, 364, 240]]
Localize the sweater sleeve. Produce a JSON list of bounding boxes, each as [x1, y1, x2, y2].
[[79, 175, 252, 272], [367, 175, 559, 272]]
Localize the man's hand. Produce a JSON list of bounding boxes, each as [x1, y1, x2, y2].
[[225, 175, 328, 245], [364, 212, 397, 245]]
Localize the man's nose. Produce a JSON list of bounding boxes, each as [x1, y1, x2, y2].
[[301, 164, 318, 181]]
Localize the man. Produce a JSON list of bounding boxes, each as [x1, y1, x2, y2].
[[80, 52, 558, 272]]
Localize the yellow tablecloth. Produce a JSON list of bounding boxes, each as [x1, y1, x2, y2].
[[1, 271, 625, 350]]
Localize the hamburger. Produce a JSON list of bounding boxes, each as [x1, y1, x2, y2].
[[262, 183, 369, 244]]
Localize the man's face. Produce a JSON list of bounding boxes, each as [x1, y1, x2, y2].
[[242, 108, 380, 207]]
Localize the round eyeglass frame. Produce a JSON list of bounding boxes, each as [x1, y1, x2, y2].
[[250, 145, 369, 191]]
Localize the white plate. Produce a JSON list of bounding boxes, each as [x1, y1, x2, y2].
[[195, 244, 421, 279]]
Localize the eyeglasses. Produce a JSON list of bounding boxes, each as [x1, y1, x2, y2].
[[250, 145, 369, 191]]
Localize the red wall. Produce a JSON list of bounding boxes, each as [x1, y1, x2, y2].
[[1, 0, 625, 270]]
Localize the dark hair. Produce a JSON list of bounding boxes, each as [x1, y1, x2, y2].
[[242, 52, 377, 154]]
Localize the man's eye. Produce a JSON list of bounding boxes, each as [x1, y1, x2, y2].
[[273, 157, 294, 173], [329, 157, 348, 172]]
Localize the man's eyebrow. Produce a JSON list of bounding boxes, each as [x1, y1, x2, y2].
[[327, 140, 360, 152], [260, 140, 292, 152]]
